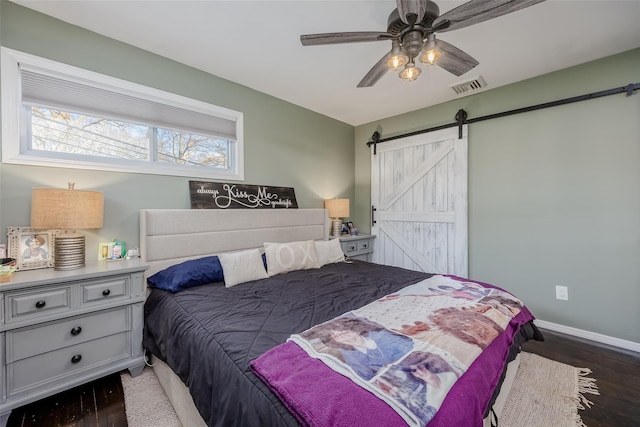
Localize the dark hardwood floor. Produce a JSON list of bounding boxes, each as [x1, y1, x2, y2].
[[6, 373, 127, 427], [6, 328, 640, 427]]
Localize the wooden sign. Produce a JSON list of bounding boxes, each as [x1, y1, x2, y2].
[[189, 181, 298, 209]]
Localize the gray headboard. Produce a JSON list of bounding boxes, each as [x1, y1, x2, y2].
[[140, 209, 330, 277]]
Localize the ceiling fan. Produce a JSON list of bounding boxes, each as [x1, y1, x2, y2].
[[300, 0, 546, 87]]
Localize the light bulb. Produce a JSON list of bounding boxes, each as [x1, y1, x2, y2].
[[387, 54, 408, 71], [421, 48, 441, 65], [420, 34, 441, 66], [399, 62, 421, 82], [386, 40, 408, 71]]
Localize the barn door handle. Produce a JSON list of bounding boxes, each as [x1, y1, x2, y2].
[[371, 206, 377, 227]]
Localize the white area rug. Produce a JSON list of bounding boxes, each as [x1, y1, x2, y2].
[[121, 353, 598, 427], [121, 367, 181, 427]]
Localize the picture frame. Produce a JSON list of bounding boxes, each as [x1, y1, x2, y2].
[[345, 221, 358, 236], [7, 227, 59, 271], [98, 242, 115, 260]]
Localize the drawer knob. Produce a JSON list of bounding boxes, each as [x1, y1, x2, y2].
[[70, 326, 82, 336], [71, 354, 82, 364], [35, 300, 46, 309], [102, 289, 111, 296]]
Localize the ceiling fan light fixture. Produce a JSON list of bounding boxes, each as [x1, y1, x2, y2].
[[300, 0, 547, 88], [419, 34, 441, 65], [386, 40, 408, 71], [399, 60, 421, 82]]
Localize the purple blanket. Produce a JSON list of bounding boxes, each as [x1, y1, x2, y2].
[[251, 278, 536, 427]]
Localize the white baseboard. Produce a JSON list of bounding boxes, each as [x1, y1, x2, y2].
[[535, 319, 640, 354]]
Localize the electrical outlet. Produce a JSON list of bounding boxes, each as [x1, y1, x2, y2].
[[556, 285, 568, 300]]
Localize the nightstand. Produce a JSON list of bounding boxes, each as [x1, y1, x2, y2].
[[332, 234, 375, 261], [0, 259, 148, 427]]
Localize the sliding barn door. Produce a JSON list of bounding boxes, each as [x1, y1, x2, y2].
[[371, 126, 468, 277]]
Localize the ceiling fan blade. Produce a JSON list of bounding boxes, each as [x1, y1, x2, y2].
[[300, 32, 392, 46], [435, 39, 479, 76], [357, 52, 393, 88], [433, 0, 546, 33], [396, 0, 428, 25]]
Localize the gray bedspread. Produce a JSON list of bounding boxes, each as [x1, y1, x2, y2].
[[143, 260, 541, 426], [144, 261, 435, 426]]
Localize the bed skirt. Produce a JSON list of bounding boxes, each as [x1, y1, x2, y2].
[[148, 353, 521, 427]]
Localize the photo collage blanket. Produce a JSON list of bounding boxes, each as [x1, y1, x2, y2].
[[255, 275, 523, 427]]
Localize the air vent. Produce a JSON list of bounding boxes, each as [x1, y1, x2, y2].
[[450, 75, 487, 95]]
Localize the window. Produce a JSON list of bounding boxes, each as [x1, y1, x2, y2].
[[1, 47, 244, 180]]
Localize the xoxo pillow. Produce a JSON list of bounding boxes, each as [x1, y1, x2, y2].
[[264, 240, 321, 277]]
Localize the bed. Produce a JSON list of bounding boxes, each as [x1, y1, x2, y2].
[[140, 208, 542, 427]]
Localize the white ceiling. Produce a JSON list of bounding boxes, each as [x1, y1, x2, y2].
[[10, 0, 640, 126]]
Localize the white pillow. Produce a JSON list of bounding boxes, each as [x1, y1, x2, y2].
[[315, 239, 345, 266], [264, 240, 321, 277], [218, 249, 268, 288]]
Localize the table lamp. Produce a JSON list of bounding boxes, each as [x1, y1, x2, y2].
[[31, 183, 104, 270], [324, 198, 349, 237]]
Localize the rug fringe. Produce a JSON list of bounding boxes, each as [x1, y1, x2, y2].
[[573, 367, 600, 425], [576, 368, 600, 410], [561, 367, 600, 426]]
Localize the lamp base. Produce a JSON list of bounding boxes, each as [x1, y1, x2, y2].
[[54, 233, 86, 270], [330, 219, 342, 238]]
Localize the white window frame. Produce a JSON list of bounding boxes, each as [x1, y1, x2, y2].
[[1, 47, 244, 181]]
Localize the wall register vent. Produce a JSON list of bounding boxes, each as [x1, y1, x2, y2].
[[450, 75, 487, 95]]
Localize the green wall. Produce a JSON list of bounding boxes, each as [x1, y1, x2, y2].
[[355, 49, 640, 344], [2, 2, 638, 346], [0, 2, 354, 254]]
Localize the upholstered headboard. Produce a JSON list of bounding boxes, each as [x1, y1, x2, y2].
[[140, 209, 330, 277]]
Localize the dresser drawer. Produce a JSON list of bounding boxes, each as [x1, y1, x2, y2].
[[81, 277, 128, 306], [5, 286, 72, 323], [7, 332, 130, 396], [6, 307, 129, 363], [343, 241, 358, 254], [357, 240, 371, 252]]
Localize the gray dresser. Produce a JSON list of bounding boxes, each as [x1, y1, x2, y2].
[[332, 234, 375, 261], [0, 260, 148, 426]]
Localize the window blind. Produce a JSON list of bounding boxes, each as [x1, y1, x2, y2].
[[20, 67, 237, 141]]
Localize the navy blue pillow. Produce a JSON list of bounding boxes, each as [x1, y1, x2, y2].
[[147, 256, 224, 292]]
